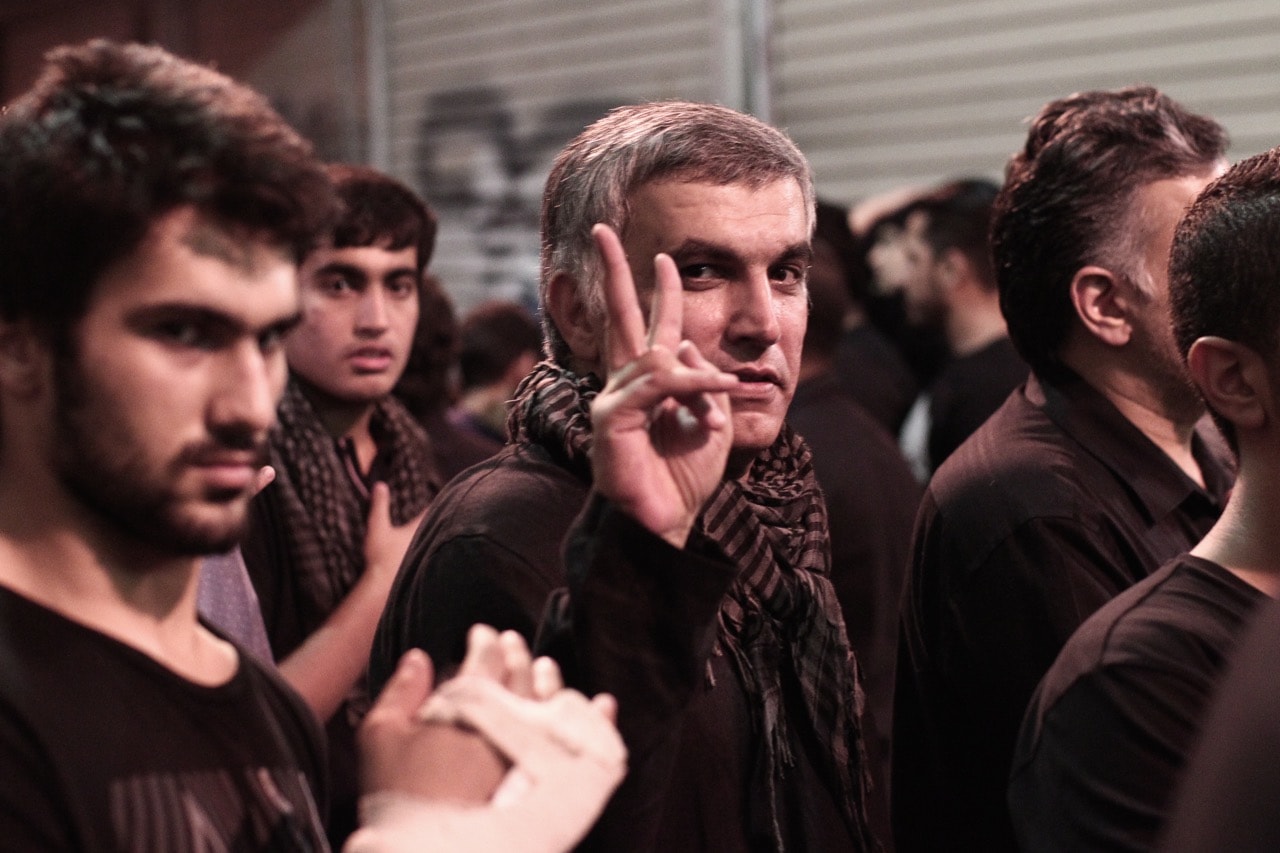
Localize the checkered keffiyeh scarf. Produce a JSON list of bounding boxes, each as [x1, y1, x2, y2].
[[510, 361, 879, 851], [270, 380, 438, 632]]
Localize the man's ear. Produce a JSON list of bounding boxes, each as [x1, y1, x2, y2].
[[1187, 336, 1268, 433], [544, 271, 600, 367], [1069, 265, 1134, 348], [936, 248, 967, 293], [0, 319, 50, 400]]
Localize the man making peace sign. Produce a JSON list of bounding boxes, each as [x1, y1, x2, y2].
[[373, 101, 881, 852]]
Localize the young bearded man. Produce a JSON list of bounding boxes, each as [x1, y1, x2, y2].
[[373, 101, 883, 851], [242, 164, 441, 846], [0, 39, 335, 849]]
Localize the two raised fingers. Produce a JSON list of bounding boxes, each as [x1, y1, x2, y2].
[[592, 223, 683, 372]]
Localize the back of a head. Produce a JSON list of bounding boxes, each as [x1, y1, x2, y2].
[[991, 85, 1227, 380], [459, 301, 542, 390], [908, 178, 1000, 291], [326, 163, 439, 274], [538, 100, 815, 365], [814, 199, 873, 308], [1169, 146, 1280, 448], [0, 39, 334, 338]]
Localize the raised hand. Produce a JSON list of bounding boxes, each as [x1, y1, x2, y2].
[[587, 224, 738, 548]]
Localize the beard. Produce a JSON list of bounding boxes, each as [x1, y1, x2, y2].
[[1129, 311, 1205, 427], [51, 349, 266, 557]]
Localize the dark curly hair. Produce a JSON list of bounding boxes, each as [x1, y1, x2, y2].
[[0, 39, 334, 335], [990, 86, 1226, 380]]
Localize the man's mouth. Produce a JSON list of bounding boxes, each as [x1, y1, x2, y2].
[[349, 346, 394, 372], [728, 367, 783, 400]]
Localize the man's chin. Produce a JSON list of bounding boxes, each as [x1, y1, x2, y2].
[[152, 500, 251, 557]]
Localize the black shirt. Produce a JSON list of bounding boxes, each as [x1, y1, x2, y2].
[[1161, 597, 1280, 852], [834, 324, 920, 435], [893, 372, 1233, 853], [0, 586, 328, 851], [1009, 555, 1263, 852], [927, 335, 1028, 471], [789, 371, 921, 816]]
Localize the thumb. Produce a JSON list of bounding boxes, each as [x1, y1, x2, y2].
[[368, 648, 435, 721], [367, 481, 392, 528]]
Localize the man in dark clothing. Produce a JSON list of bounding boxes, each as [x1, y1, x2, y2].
[[243, 164, 440, 847], [0, 39, 336, 849], [888, 179, 1028, 478], [1011, 144, 1280, 852], [790, 218, 922, 816], [893, 86, 1232, 853], [1162, 600, 1280, 851], [813, 200, 920, 434], [374, 101, 882, 851]]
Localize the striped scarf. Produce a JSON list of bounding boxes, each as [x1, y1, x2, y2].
[[510, 361, 879, 851], [270, 380, 439, 634]]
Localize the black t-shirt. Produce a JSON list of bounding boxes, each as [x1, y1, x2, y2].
[[789, 371, 921, 823], [1009, 555, 1264, 852], [1161, 597, 1280, 851], [926, 335, 1028, 471], [893, 372, 1233, 853], [0, 585, 328, 851]]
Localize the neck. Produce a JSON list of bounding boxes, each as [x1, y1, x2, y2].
[[1062, 345, 1204, 487], [459, 386, 513, 435], [945, 293, 1007, 357], [296, 379, 379, 474], [1192, 459, 1280, 597], [0, 460, 235, 685]]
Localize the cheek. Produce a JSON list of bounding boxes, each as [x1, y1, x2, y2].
[[677, 304, 726, 352], [780, 301, 808, 361]]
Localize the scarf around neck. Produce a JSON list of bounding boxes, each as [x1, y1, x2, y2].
[[510, 361, 879, 851], [269, 380, 439, 634]]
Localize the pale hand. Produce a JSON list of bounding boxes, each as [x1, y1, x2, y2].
[[587, 224, 738, 548]]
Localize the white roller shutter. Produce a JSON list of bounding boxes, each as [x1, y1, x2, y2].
[[379, 0, 1280, 305]]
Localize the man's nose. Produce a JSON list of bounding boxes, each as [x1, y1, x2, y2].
[[209, 342, 280, 436], [728, 273, 783, 346], [354, 287, 390, 334]]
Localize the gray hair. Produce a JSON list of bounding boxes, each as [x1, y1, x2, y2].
[[538, 100, 815, 364]]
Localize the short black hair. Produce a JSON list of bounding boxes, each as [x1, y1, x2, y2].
[[458, 301, 542, 389], [326, 163, 438, 274], [991, 85, 1226, 380], [0, 39, 334, 336], [904, 178, 1000, 292], [1170, 147, 1280, 449]]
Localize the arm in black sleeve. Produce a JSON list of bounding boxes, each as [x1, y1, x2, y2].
[[536, 493, 738, 851]]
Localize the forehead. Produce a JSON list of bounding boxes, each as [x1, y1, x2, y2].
[[88, 208, 298, 322], [623, 178, 810, 253], [301, 242, 419, 276]]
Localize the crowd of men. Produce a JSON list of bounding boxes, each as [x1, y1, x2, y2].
[[5, 32, 1280, 853]]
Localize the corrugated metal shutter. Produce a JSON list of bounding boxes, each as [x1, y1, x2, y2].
[[382, 0, 1280, 304], [383, 0, 718, 310], [772, 0, 1280, 204]]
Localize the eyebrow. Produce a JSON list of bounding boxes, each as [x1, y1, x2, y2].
[[310, 262, 419, 282], [666, 238, 813, 266], [126, 302, 303, 337]]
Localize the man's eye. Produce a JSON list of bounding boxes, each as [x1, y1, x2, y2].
[[320, 274, 356, 294], [386, 276, 418, 298], [772, 265, 807, 291], [156, 322, 212, 349], [258, 328, 285, 353], [679, 264, 721, 288]]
